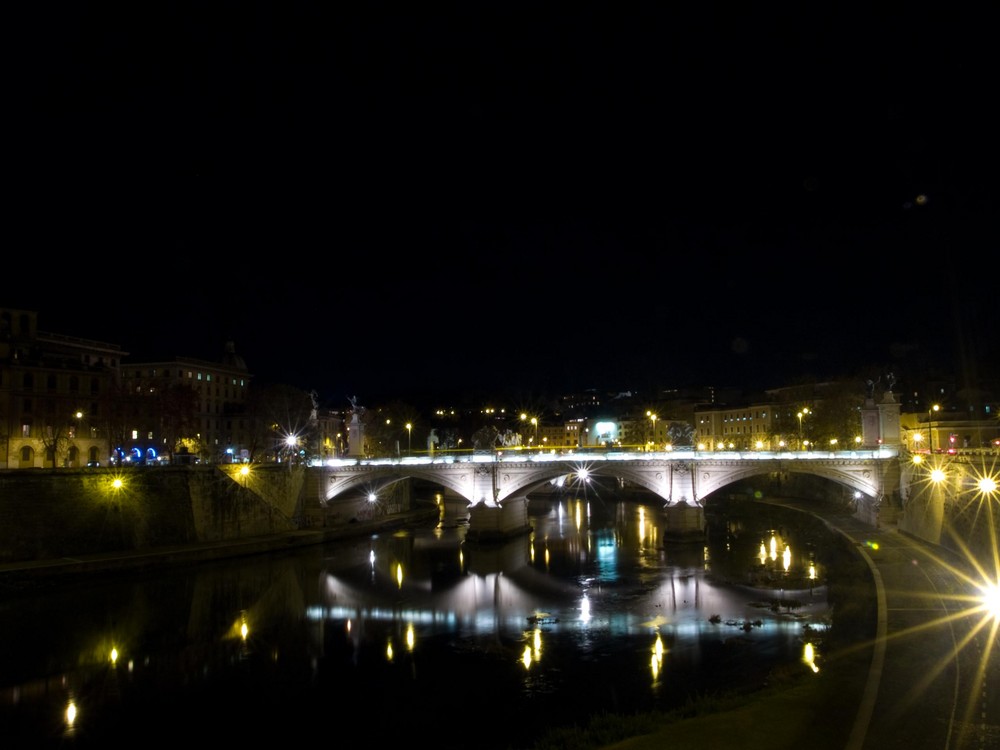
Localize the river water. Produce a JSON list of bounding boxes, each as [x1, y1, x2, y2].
[[0, 491, 837, 749]]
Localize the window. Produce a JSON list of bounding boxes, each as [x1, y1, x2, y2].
[[23, 373, 34, 389], [21, 421, 32, 437]]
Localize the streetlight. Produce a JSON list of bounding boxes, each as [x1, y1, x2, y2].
[[928, 404, 940, 452], [405, 423, 412, 456], [797, 408, 809, 449], [531, 417, 538, 448], [647, 410, 658, 450]]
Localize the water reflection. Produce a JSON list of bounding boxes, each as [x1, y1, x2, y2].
[[0, 494, 835, 749]]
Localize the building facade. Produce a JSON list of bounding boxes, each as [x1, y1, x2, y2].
[[119, 342, 252, 464], [0, 308, 124, 468]]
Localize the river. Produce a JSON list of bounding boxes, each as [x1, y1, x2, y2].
[[0, 490, 842, 749]]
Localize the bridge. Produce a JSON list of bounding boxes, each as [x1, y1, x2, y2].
[[316, 447, 902, 540]]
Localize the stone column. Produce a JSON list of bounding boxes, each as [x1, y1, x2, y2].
[[861, 397, 881, 448], [877, 391, 901, 448], [347, 412, 363, 457]]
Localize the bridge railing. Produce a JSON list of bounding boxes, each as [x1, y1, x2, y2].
[[317, 446, 899, 468]]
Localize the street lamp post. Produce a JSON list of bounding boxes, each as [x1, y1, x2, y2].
[[928, 404, 940, 453], [796, 408, 809, 449], [405, 423, 412, 456], [647, 410, 657, 450]]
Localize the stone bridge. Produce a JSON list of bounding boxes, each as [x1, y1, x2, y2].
[[318, 448, 901, 509]]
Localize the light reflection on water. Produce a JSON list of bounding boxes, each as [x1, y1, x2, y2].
[[0, 494, 832, 749]]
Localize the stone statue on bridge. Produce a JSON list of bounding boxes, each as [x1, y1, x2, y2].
[[865, 378, 877, 401], [472, 426, 500, 453], [884, 371, 896, 393]]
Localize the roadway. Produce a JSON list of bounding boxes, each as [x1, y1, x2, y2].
[[600, 496, 1000, 750]]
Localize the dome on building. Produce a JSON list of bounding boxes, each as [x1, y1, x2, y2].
[[222, 340, 248, 372]]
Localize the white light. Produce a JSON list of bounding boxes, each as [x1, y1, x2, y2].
[[981, 583, 1000, 622]]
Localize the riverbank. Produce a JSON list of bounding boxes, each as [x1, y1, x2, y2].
[[0, 504, 441, 593]]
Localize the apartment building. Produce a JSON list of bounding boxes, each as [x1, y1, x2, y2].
[[0, 307, 124, 468], [119, 341, 252, 464]]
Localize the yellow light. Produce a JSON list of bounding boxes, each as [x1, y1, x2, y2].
[[406, 622, 415, 651], [66, 701, 77, 727], [651, 632, 665, 680], [396, 563, 403, 588], [803, 642, 820, 673]]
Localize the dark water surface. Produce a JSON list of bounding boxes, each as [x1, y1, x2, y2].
[[0, 493, 838, 749]]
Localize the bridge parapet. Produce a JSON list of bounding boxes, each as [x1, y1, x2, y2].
[[316, 449, 899, 506]]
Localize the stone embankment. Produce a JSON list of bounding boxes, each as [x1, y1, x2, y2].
[[0, 465, 423, 569]]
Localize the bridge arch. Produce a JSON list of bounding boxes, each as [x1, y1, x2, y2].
[[318, 451, 896, 509]]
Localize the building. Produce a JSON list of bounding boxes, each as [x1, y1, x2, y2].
[[694, 400, 779, 451], [0, 307, 125, 468], [119, 341, 252, 464]]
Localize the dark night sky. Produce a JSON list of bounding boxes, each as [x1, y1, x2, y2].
[[7, 5, 997, 407]]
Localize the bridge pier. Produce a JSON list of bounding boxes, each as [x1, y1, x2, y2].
[[466, 497, 532, 543], [662, 501, 706, 541]]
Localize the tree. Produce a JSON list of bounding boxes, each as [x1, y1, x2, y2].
[[156, 383, 200, 463], [38, 397, 74, 467], [245, 383, 316, 463]]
